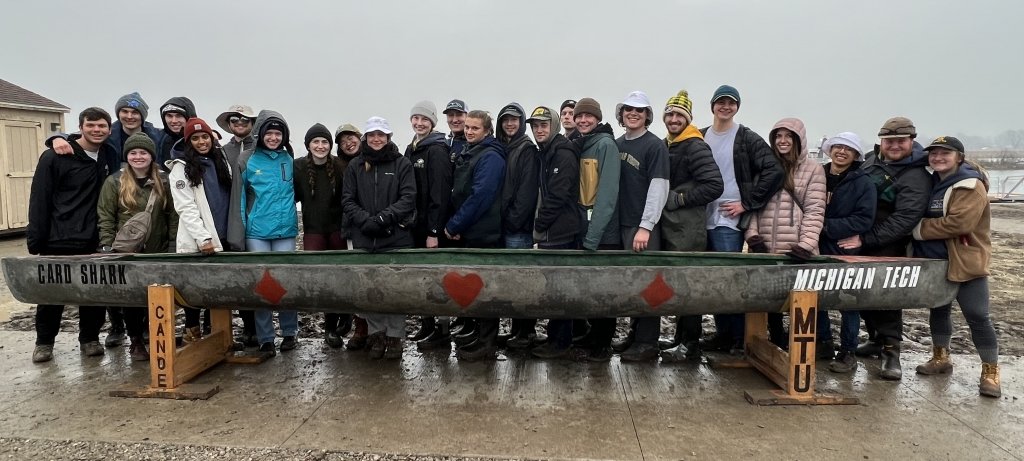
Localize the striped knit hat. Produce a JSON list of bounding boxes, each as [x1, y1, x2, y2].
[[664, 90, 693, 125]]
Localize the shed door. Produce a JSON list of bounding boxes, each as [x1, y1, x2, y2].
[[0, 120, 43, 230]]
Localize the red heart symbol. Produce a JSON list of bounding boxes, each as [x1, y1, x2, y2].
[[443, 272, 484, 309]]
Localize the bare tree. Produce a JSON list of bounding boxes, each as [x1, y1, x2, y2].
[[996, 129, 1024, 149]]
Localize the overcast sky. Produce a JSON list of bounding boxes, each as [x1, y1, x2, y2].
[[3, 0, 1021, 152]]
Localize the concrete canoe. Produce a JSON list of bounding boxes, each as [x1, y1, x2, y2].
[[1, 249, 957, 318]]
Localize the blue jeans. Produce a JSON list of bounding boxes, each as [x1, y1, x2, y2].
[[816, 309, 854, 349], [707, 227, 745, 342], [247, 237, 298, 344], [504, 233, 533, 249]]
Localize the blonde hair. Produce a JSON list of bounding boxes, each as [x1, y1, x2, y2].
[[118, 160, 167, 211], [466, 110, 494, 136]]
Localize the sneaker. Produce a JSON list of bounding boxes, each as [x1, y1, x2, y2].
[[531, 342, 571, 359], [32, 345, 54, 363], [828, 350, 857, 373], [81, 341, 104, 357], [104, 328, 127, 348], [279, 336, 298, 351], [258, 342, 277, 357], [129, 339, 149, 362], [325, 331, 345, 349]]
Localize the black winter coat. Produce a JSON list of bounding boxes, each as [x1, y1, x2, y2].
[[293, 155, 346, 235], [819, 162, 877, 255], [27, 141, 119, 255], [500, 134, 540, 235], [341, 141, 417, 251], [534, 134, 579, 245], [859, 144, 931, 256], [660, 135, 723, 251], [405, 132, 453, 238], [700, 124, 784, 221]]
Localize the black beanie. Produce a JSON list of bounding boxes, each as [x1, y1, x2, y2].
[[304, 123, 333, 152]]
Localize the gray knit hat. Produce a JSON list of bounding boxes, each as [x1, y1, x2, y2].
[[410, 100, 438, 127], [115, 92, 149, 121]]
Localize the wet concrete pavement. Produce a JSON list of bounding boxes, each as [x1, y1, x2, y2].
[[0, 329, 1019, 460]]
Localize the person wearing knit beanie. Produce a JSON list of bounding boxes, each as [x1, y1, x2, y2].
[[116, 92, 149, 123], [664, 90, 693, 126], [122, 132, 157, 161], [183, 117, 216, 142], [558, 99, 577, 136], [410, 101, 438, 128], [304, 123, 334, 153], [573, 97, 603, 122]]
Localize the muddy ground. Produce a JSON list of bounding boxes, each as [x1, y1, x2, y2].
[[2, 205, 1023, 356]]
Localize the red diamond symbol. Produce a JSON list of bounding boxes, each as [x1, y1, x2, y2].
[[641, 273, 674, 310], [254, 269, 287, 305]]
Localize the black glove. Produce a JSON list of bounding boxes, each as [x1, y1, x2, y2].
[[746, 235, 769, 254], [785, 244, 813, 261], [361, 218, 383, 236]]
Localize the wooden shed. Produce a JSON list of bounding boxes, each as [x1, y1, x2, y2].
[[0, 79, 69, 234]]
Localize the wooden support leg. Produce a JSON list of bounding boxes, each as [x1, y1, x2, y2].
[[743, 290, 859, 406]]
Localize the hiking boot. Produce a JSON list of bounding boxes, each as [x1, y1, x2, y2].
[[32, 345, 54, 363], [347, 318, 369, 350], [407, 317, 435, 342], [129, 338, 149, 362], [325, 331, 345, 349], [367, 332, 387, 359], [81, 341, 104, 357], [980, 362, 1001, 398], [453, 327, 479, 347], [182, 326, 202, 344], [879, 345, 902, 381], [531, 342, 571, 359], [383, 336, 404, 360], [700, 333, 734, 352], [855, 340, 882, 358], [817, 341, 835, 360], [258, 341, 277, 357], [586, 346, 613, 363], [915, 346, 953, 375], [620, 343, 660, 362], [416, 324, 451, 351], [828, 350, 857, 373], [456, 339, 496, 361], [104, 328, 127, 348], [279, 336, 298, 351]]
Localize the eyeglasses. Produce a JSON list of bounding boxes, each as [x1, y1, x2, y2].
[[622, 106, 646, 113], [228, 116, 251, 124]]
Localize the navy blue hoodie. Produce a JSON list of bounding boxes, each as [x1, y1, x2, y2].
[[446, 135, 506, 246]]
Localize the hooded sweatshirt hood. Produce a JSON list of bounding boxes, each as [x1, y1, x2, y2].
[[769, 117, 809, 162], [159, 96, 197, 137], [253, 109, 293, 155], [466, 134, 507, 161], [497, 103, 528, 145], [667, 124, 704, 146], [412, 131, 447, 151]]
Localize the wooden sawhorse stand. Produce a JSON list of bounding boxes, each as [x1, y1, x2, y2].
[[109, 284, 271, 400], [717, 290, 859, 406]]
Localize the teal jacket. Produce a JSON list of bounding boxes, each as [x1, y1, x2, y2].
[[577, 123, 621, 250], [239, 147, 298, 240]]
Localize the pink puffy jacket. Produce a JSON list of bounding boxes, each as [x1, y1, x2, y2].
[[746, 118, 826, 254]]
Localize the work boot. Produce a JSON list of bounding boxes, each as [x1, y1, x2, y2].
[[855, 340, 882, 358], [456, 339, 496, 361], [416, 322, 451, 351], [182, 326, 202, 344], [407, 317, 435, 342], [915, 346, 953, 375], [325, 330, 345, 349], [879, 345, 902, 380], [81, 341, 104, 357], [449, 317, 469, 336], [346, 318, 369, 350], [620, 343, 659, 362], [104, 327, 127, 348], [383, 336, 404, 360], [980, 362, 1001, 398], [279, 336, 298, 351], [531, 342, 571, 359], [258, 341, 277, 357], [828, 350, 857, 373], [367, 332, 387, 359], [32, 345, 54, 363], [816, 340, 835, 360], [129, 338, 149, 362], [611, 331, 635, 353]]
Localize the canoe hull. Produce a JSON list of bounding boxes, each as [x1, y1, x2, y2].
[[1, 250, 957, 317]]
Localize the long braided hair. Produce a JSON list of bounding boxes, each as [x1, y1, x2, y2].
[[306, 155, 337, 198]]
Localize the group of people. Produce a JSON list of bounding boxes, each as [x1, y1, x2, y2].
[[25, 85, 1000, 398]]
